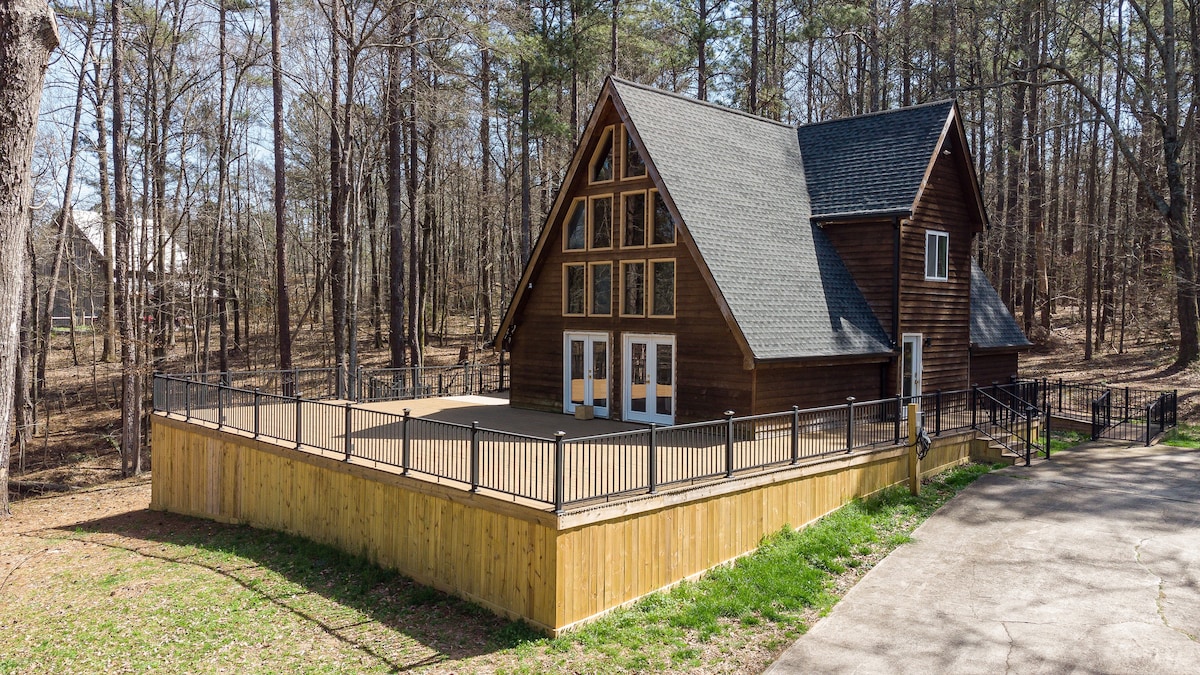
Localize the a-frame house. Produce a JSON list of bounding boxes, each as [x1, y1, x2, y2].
[[496, 77, 1029, 425]]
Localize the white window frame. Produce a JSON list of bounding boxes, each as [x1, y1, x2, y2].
[[925, 230, 949, 281]]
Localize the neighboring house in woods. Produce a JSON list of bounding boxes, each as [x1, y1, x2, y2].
[[496, 77, 1030, 425], [39, 209, 187, 324]]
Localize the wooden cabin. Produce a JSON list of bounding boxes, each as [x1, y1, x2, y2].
[[496, 78, 1029, 425]]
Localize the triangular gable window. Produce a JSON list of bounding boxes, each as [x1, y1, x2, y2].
[[591, 126, 615, 183], [623, 126, 646, 178]]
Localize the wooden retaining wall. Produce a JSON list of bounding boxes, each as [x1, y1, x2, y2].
[[151, 413, 974, 634]]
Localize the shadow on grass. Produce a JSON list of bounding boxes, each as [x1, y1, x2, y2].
[[50, 508, 543, 671]]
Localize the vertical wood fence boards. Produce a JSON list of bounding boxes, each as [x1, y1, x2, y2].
[[151, 414, 975, 635]]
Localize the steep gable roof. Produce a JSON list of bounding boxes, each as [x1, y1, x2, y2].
[[970, 260, 1032, 349], [796, 101, 955, 220], [612, 79, 892, 360]]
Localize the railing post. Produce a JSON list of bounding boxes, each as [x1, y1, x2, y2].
[[253, 388, 261, 439], [185, 380, 192, 421], [1044, 403, 1051, 459], [845, 397, 856, 452], [934, 390, 942, 435], [463, 363, 470, 395], [893, 394, 902, 446], [344, 403, 354, 461], [724, 411, 736, 477], [402, 408, 411, 474], [1146, 403, 1153, 447], [554, 431, 566, 513], [469, 421, 480, 492], [294, 394, 303, 450], [1124, 387, 1130, 423], [1057, 378, 1063, 413], [648, 423, 658, 494], [1027, 408, 1036, 466], [790, 406, 800, 465], [217, 383, 226, 430], [971, 386, 978, 429]]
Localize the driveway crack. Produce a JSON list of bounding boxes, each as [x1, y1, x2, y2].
[[1134, 538, 1198, 643]]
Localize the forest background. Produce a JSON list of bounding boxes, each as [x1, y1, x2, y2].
[[5, 0, 1198, 510]]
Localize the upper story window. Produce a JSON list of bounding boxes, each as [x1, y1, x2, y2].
[[622, 191, 646, 248], [650, 190, 675, 246], [564, 263, 586, 316], [925, 230, 949, 281], [590, 195, 613, 249], [564, 198, 586, 251], [590, 262, 612, 316], [650, 259, 675, 316], [590, 125, 615, 183], [623, 127, 646, 179]]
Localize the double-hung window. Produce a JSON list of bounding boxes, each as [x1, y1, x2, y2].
[[925, 230, 949, 281]]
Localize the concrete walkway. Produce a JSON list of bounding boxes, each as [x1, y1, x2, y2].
[[767, 440, 1200, 674]]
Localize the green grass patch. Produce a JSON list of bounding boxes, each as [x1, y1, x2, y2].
[[1047, 430, 1088, 454], [5, 463, 994, 674], [506, 462, 997, 673], [1163, 424, 1200, 448]]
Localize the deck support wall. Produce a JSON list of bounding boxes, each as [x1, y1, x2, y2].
[[151, 413, 975, 635]]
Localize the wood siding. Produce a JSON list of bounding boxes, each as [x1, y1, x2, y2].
[[969, 350, 1020, 387], [509, 102, 752, 422], [821, 220, 897, 341], [752, 361, 886, 415], [899, 146, 979, 394]]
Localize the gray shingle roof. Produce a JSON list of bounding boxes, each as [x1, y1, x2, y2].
[[613, 79, 893, 360], [797, 101, 954, 219], [970, 260, 1032, 349]]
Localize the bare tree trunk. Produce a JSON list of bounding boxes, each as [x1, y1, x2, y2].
[[1, 0, 57, 507], [111, 0, 142, 476], [37, 24, 91, 395], [386, 7, 406, 369], [478, 28, 494, 342], [90, 26, 116, 363], [406, 9, 422, 367], [519, 58, 531, 266], [270, 0, 293, 386], [610, 0, 618, 75]]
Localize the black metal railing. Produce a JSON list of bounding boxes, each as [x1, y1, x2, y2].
[[152, 372, 1176, 513], [163, 361, 509, 404], [154, 375, 1008, 512], [973, 386, 1041, 466]]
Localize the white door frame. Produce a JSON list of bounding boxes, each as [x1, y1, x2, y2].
[[563, 332, 610, 418], [900, 332, 923, 403], [622, 333, 675, 425]]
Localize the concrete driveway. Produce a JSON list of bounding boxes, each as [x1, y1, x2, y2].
[[767, 440, 1200, 674]]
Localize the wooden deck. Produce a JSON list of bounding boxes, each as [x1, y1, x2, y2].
[[151, 409, 978, 634], [171, 393, 909, 511]]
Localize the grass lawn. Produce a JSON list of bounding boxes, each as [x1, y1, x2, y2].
[[1, 463, 997, 674], [1163, 424, 1200, 448]]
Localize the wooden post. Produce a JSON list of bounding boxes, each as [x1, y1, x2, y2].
[[907, 402, 920, 496]]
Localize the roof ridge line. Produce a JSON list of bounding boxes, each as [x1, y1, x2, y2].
[[798, 99, 955, 129], [608, 76, 796, 130]]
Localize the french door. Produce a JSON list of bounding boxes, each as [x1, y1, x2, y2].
[[564, 332, 609, 418], [624, 334, 675, 425]]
